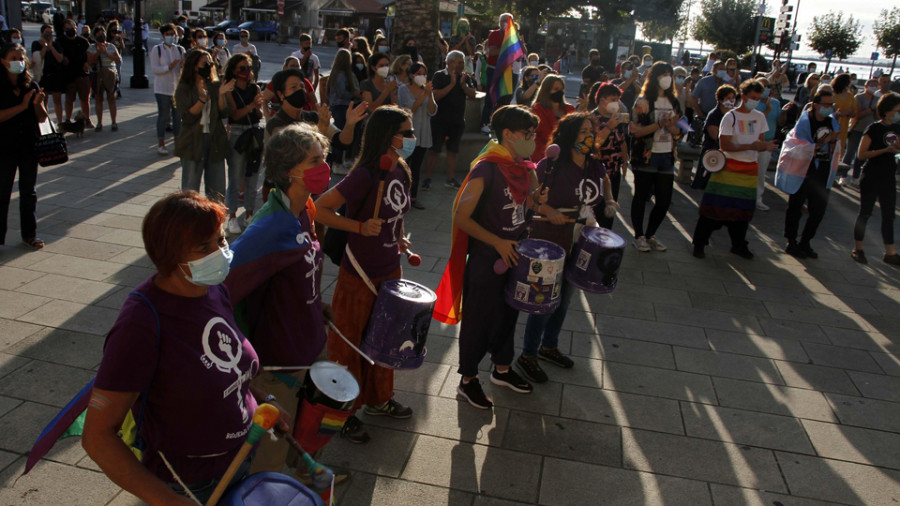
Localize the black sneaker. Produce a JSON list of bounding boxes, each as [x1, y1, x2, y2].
[[692, 245, 705, 259], [490, 368, 533, 393], [422, 178, 431, 191], [457, 378, 493, 409], [799, 242, 818, 259], [516, 355, 548, 383], [339, 415, 370, 444], [730, 246, 754, 260], [885, 254, 900, 266], [445, 178, 461, 189], [785, 242, 807, 258], [538, 347, 575, 368], [364, 398, 412, 419], [851, 249, 867, 264]]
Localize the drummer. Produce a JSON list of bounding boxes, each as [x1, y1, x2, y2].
[[83, 192, 289, 504], [434, 105, 547, 409], [315, 105, 415, 443], [519, 112, 618, 383], [691, 79, 777, 259], [224, 123, 347, 483]]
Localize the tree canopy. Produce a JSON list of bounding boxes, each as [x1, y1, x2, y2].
[[691, 0, 756, 54], [806, 11, 864, 60], [873, 7, 900, 59]]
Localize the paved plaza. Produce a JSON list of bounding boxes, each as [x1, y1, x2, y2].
[[1, 29, 900, 505]]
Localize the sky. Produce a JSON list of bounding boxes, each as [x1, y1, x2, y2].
[[679, 0, 888, 63]]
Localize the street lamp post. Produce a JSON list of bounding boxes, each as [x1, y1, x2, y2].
[[130, 0, 149, 89]]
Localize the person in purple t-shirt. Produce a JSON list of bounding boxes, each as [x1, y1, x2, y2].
[[520, 113, 618, 384], [83, 193, 289, 505], [316, 105, 415, 443]]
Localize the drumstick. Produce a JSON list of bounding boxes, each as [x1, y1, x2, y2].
[[372, 154, 392, 219], [532, 216, 577, 223], [263, 363, 348, 372], [402, 233, 421, 265], [328, 321, 376, 365], [206, 403, 281, 506], [276, 429, 335, 490]]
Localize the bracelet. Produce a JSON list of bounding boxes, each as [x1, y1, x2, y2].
[[198, 98, 207, 104], [358, 221, 363, 234]]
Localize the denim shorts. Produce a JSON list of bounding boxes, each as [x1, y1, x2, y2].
[[634, 152, 676, 174]]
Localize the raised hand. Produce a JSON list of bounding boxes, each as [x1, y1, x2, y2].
[[346, 101, 369, 126]]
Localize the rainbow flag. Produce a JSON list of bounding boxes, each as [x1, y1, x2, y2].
[[489, 17, 525, 103]]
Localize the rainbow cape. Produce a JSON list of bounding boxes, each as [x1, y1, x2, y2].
[[433, 141, 533, 324], [489, 17, 525, 103]]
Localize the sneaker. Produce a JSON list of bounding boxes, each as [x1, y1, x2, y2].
[[490, 368, 533, 393], [730, 245, 754, 259], [884, 254, 900, 266], [240, 212, 253, 229], [481, 124, 491, 135], [457, 378, 493, 409], [111, 123, 118, 131], [445, 178, 461, 189], [238, 191, 245, 203], [538, 347, 575, 368], [116, 90, 122, 99], [648, 236, 667, 252], [516, 355, 548, 383], [411, 200, 425, 210], [799, 242, 818, 259], [836, 177, 845, 187], [756, 200, 770, 211], [692, 245, 705, 259], [364, 398, 412, 419], [785, 242, 807, 259], [94, 123, 102, 132], [157, 146, 169, 156], [634, 236, 651, 252], [226, 216, 242, 235], [422, 178, 431, 191], [339, 415, 370, 444], [851, 249, 867, 264]]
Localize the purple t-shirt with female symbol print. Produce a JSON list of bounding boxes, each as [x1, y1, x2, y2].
[[95, 278, 259, 485], [467, 161, 530, 255], [337, 162, 410, 278]]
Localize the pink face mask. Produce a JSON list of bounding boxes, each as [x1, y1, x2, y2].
[[300, 162, 331, 194]]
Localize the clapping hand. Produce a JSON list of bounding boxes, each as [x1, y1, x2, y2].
[[346, 101, 369, 126]]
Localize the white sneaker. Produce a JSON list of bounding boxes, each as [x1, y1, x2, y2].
[[634, 236, 651, 252], [836, 177, 845, 187], [157, 146, 169, 156], [481, 124, 491, 135], [227, 217, 242, 235], [240, 212, 253, 228], [332, 161, 350, 175], [756, 200, 770, 211], [648, 236, 667, 252]]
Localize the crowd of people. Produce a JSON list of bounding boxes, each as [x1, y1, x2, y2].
[[1, 9, 899, 504]]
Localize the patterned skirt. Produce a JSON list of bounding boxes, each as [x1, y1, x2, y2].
[[699, 158, 758, 222]]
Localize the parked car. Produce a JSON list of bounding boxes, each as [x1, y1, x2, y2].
[[204, 19, 241, 34], [226, 20, 277, 40], [29, 1, 52, 22]]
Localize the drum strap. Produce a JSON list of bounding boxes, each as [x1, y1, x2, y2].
[[345, 245, 378, 296]]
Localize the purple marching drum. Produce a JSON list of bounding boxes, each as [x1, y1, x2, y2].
[[361, 279, 434, 369], [220, 471, 325, 506], [566, 227, 626, 294], [503, 239, 566, 314]]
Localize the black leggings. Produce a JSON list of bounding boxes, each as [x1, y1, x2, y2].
[[0, 150, 38, 244], [406, 146, 426, 201], [853, 171, 896, 245], [631, 171, 674, 238]]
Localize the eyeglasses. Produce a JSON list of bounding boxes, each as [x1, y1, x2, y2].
[[520, 130, 537, 140], [397, 129, 415, 138]]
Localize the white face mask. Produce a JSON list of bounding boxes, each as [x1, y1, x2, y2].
[[182, 244, 233, 286], [605, 101, 620, 114], [722, 99, 735, 109], [529, 60, 538, 66], [413, 75, 427, 86], [658, 76, 673, 90], [866, 86, 877, 94], [197, 38, 208, 47], [376, 66, 389, 78]]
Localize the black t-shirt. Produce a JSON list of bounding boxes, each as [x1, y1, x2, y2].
[[612, 78, 640, 114], [861, 121, 900, 178], [808, 113, 834, 179], [0, 80, 40, 151], [230, 83, 262, 125], [59, 35, 90, 78], [432, 69, 474, 123], [702, 107, 726, 152]]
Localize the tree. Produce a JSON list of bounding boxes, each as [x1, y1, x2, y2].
[[691, 0, 756, 54], [873, 7, 900, 74], [392, 0, 442, 77], [807, 11, 863, 60]]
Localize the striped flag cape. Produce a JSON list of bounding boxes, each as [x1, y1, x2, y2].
[[489, 17, 525, 103]]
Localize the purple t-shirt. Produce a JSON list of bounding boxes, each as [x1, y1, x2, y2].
[[337, 163, 410, 278], [468, 161, 529, 254], [95, 278, 259, 485], [536, 156, 607, 214]]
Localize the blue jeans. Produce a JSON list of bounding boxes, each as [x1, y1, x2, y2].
[[844, 129, 864, 179], [226, 125, 261, 215], [522, 275, 577, 356], [181, 134, 226, 202], [155, 93, 180, 141]]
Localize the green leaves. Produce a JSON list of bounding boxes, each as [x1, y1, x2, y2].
[[691, 0, 757, 53], [806, 11, 863, 60], [873, 7, 900, 58]]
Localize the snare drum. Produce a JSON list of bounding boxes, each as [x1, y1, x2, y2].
[[361, 279, 434, 370], [503, 239, 566, 314], [294, 361, 359, 454], [566, 227, 625, 294]]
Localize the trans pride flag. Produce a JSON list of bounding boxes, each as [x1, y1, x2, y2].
[[489, 17, 525, 103]]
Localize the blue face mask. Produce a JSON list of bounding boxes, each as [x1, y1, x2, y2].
[[623, 70, 632, 79], [675, 76, 685, 86], [762, 88, 770, 98], [215, 39, 226, 47], [743, 99, 760, 110], [164, 35, 175, 45], [893, 112, 900, 124], [182, 244, 233, 286], [395, 136, 416, 159], [717, 70, 728, 80], [818, 106, 834, 117]]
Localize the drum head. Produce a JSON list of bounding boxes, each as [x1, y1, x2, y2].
[[308, 361, 359, 404], [518, 238, 566, 261], [581, 226, 626, 248], [383, 279, 437, 303], [702, 149, 726, 173]]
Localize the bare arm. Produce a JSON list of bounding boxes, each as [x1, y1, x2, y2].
[[454, 177, 517, 266], [315, 183, 383, 236], [858, 132, 900, 161]]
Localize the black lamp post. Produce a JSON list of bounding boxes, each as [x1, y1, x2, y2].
[[131, 0, 149, 88]]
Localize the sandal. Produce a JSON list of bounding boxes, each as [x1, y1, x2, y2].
[[23, 237, 44, 250]]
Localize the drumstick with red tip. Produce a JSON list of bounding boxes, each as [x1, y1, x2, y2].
[[401, 233, 421, 265]]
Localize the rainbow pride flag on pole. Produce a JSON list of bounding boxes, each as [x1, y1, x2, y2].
[[489, 17, 525, 103]]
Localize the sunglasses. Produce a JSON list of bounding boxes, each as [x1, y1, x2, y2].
[[237, 66, 249, 71], [397, 129, 415, 138]]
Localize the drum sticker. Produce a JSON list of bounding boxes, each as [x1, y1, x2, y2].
[[598, 250, 623, 287], [404, 309, 431, 356], [514, 282, 529, 303], [532, 259, 559, 283], [530, 259, 543, 275], [576, 249, 592, 271], [535, 293, 545, 304], [552, 278, 561, 299]]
